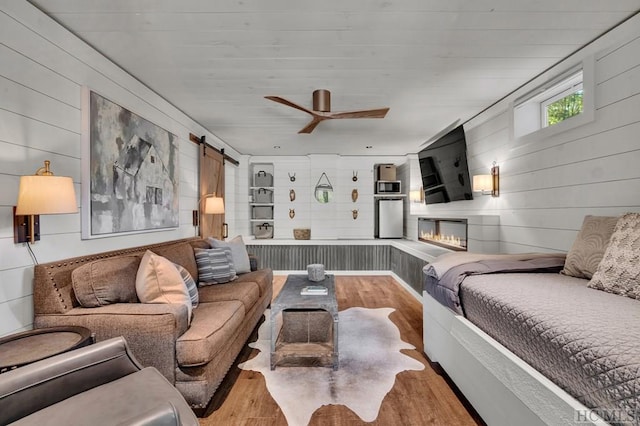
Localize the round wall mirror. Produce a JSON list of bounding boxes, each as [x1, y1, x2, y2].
[[314, 172, 334, 203]]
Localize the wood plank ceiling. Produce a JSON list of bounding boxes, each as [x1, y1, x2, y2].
[[28, 0, 640, 156]]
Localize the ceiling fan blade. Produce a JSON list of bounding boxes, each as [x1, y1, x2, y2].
[[298, 117, 325, 134], [329, 107, 390, 119], [265, 96, 314, 116]]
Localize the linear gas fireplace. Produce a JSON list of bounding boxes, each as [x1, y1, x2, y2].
[[418, 217, 468, 251]]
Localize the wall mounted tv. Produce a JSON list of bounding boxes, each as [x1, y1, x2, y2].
[[418, 125, 473, 204]]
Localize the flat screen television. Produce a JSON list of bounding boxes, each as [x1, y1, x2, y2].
[[418, 125, 473, 204]]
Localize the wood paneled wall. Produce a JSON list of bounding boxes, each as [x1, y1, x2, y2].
[[0, 3, 236, 336]]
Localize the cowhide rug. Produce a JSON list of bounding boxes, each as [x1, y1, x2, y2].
[[238, 307, 425, 425]]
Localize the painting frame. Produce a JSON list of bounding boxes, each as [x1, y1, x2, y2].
[[81, 87, 179, 239]]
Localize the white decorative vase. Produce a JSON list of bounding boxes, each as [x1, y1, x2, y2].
[[307, 264, 325, 282]]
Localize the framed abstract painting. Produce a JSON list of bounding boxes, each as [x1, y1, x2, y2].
[[81, 88, 179, 238]]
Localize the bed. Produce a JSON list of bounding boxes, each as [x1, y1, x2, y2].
[[422, 214, 640, 426]]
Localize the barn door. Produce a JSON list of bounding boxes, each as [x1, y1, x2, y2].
[[199, 145, 225, 239]]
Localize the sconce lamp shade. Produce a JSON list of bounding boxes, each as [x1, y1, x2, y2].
[[16, 175, 78, 215], [204, 196, 225, 214], [472, 174, 493, 193]]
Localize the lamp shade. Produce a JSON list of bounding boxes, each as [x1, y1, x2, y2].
[[204, 196, 225, 214], [472, 174, 493, 192], [16, 175, 78, 215]]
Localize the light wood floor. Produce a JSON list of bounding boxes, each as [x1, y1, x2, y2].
[[200, 275, 485, 425]]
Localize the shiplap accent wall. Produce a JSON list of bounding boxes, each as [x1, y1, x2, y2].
[[231, 155, 407, 240], [0, 3, 237, 336], [406, 14, 640, 253]]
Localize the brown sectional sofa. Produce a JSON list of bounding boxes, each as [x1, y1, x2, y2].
[[32, 237, 273, 409]]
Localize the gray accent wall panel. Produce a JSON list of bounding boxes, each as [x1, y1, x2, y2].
[[247, 245, 391, 271], [391, 247, 429, 294]]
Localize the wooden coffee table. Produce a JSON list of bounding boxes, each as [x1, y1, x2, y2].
[[270, 274, 338, 370]]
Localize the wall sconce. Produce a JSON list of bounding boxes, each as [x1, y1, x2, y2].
[[472, 164, 500, 197], [409, 187, 425, 203], [14, 160, 78, 244]]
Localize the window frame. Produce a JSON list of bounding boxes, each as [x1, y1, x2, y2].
[[510, 55, 595, 143]]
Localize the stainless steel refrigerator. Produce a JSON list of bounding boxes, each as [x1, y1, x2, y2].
[[376, 198, 403, 238]]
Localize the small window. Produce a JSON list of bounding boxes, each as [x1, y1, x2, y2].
[[540, 71, 583, 128], [513, 65, 587, 139]]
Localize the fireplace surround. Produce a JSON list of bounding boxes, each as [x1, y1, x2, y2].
[[418, 217, 468, 251]]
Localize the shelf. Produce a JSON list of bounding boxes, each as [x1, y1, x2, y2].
[[250, 203, 274, 206], [250, 219, 274, 222], [374, 194, 407, 198], [250, 186, 274, 190]]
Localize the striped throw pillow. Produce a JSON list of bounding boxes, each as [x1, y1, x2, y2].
[[194, 247, 237, 285], [174, 263, 198, 307]]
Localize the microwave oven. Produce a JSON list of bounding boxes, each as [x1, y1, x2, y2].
[[376, 180, 402, 194]]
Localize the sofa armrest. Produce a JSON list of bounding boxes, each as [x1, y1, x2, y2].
[[34, 303, 189, 384], [0, 337, 140, 424], [122, 402, 181, 426]]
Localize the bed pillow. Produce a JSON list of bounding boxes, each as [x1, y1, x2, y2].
[[561, 215, 619, 279], [72, 255, 141, 307], [194, 247, 237, 285], [207, 235, 251, 274], [136, 250, 192, 324], [587, 213, 640, 299], [174, 262, 199, 308]]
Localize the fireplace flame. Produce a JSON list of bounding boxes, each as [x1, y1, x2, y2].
[[420, 230, 464, 248]]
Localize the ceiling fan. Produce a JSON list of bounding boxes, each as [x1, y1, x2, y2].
[[265, 89, 389, 134]]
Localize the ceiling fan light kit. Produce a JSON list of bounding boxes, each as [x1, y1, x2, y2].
[[265, 89, 389, 134]]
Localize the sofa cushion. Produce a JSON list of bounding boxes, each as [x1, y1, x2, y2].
[[198, 281, 260, 312], [176, 301, 245, 366], [136, 251, 192, 324], [174, 263, 198, 308], [71, 256, 140, 307], [207, 236, 251, 274], [588, 212, 640, 299], [233, 269, 273, 298], [153, 242, 199, 283], [194, 247, 237, 284], [561, 215, 619, 279]]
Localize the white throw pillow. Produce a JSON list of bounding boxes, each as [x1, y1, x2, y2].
[[136, 250, 192, 324], [207, 235, 251, 274]]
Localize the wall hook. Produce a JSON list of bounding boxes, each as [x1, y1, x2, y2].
[[288, 172, 296, 182], [289, 209, 295, 219], [289, 189, 296, 201], [352, 171, 358, 182], [351, 189, 358, 202], [352, 209, 358, 220]]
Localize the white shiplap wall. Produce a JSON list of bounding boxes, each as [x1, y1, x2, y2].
[[232, 155, 407, 240], [0, 3, 237, 336], [406, 14, 640, 253]]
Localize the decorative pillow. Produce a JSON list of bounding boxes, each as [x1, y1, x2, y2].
[[194, 247, 237, 285], [72, 255, 141, 307], [135, 250, 192, 324], [174, 263, 198, 308], [588, 213, 640, 299], [207, 235, 251, 274], [561, 215, 619, 279]]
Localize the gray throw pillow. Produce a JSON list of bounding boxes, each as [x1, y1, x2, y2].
[[207, 235, 251, 274], [194, 247, 237, 284], [561, 215, 619, 279], [588, 213, 640, 299]]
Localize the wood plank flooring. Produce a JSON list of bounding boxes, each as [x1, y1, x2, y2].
[[199, 275, 485, 425]]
